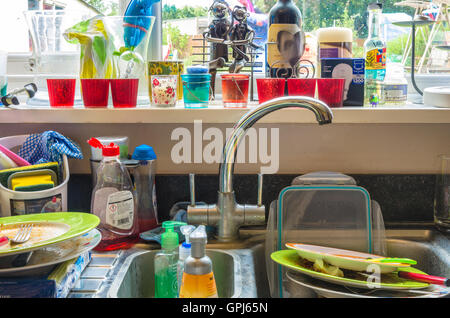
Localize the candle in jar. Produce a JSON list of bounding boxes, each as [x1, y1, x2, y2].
[[317, 27, 353, 60]]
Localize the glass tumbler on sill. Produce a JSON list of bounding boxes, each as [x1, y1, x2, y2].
[[151, 75, 177, 107], [221, 74, 250, 108], [434, 155, 450, 232]]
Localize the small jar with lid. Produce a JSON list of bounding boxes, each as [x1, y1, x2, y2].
[[383, 63, 408, 106]]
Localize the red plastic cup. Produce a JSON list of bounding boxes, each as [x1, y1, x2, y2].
[[47, 79, 76, 107], [110, 79, 139, 108], [287, 78, 317, 98], [317, 78, 345, 108], [256, 78, 286, 104], [81, 79, 110, 108]]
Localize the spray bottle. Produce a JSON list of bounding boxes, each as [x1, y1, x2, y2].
[[179, 225, 218, 298], [154, 221, 186, 298]]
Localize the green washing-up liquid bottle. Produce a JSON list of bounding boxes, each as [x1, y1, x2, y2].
[[154, 221, 186, 298]]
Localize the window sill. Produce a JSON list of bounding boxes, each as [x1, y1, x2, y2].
[[0, 101, 449, 124]]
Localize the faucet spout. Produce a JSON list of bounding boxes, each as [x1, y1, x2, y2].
[[219, 96, 333, 193], [187, 96, 333, 242]]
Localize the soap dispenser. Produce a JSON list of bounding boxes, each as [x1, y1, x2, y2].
[[154, 221, 186, 298], [179, 225, 218, 298], [177, 225, 196, 293]]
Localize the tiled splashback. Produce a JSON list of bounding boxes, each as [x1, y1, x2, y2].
[[69, 174, 436, 226]]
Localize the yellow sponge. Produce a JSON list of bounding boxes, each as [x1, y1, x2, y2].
[[0, 162, 60, 188]]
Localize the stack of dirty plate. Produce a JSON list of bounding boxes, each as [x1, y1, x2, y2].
[[266, 171, 449, 298], [0, 212, 100, 297]]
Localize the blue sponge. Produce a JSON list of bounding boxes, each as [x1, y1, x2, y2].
[[187, 65, 209, 74]]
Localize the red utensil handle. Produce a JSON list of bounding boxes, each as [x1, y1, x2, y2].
[[399, 271, 450, 287]]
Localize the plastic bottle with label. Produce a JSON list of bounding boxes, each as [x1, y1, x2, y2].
[[155, 221, 186, 298], [383, 63, 408, 106], [89, 138, 138, 251]]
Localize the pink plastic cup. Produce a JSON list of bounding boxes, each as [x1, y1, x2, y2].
[[287, 78, 317, 98], [81, 79, 110, 108], [256, 78, 286, 104], [47, 79, 76, 107], [317, 78, 345, 108], [110, 79, 139, 108]]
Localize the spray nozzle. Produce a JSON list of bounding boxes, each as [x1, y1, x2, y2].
[[180, 225, 196, 246], [88, 138, 120, 157]]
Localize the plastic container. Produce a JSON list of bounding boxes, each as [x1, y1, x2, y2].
[[181, 74, 211, 108], [287, 78, 317, 98], [383, 63, 408, 106], [317, 78, 345, 108], [0, 135, 69, 217], [89, 136, 129, 188], [81, 79, 109, 108], [47, 79, 76, 107], [155, 221, 186, 298], [265, 171, 387, 298], [130, 144, 158, 233], [221, 74, 250, 108], [110, 79, 139, 108], [89, 138, 137, 251], [257, 78, 286, 104]]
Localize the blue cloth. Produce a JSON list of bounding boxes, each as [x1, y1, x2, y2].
[[18, 131, 83, 165]]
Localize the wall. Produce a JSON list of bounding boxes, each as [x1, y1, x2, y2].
[[0, 122, 448, 175]]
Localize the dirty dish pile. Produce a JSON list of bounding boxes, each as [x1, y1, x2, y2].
[[0, 212, 100, 277], [271, 245, 450, 298]]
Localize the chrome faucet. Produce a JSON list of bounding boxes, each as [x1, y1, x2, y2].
[[187, 96, 334, 242]]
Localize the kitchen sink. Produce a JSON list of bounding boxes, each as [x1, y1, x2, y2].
[[85, 227, 448, 298], [107, 249, 251, 298], [249, 228, 450, 298]]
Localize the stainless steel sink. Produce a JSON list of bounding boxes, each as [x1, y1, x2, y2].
[[249, 228, 450, 298], [107, 249, 254, 298], [83, 227, 448, 298]]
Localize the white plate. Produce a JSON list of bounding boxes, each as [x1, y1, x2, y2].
[[286, 271, 450, 298], [0, 229, 101, 277]]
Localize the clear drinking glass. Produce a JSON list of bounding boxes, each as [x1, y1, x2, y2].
[[434, 155, 450, 232]]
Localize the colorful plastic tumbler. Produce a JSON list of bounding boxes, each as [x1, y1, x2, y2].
[[47, 79, 76, 107], [110, 78, 139, 108], [287, 78, 317, 98], [81, 79, 109, 108], [257, 78, 286, 104], [317, 78, 345, 108]]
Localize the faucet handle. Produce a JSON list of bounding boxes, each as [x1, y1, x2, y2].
[[257, 173, 263, 207], [189, 173, 196, 206]]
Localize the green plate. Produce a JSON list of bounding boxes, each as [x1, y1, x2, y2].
[[271, 250, 430, 290], [0, 212, 100, 257]]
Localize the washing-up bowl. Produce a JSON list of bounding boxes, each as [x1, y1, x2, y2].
[[107, 249, 245, 298]]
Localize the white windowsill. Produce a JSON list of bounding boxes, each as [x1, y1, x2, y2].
[[0, 101, 449, 124]]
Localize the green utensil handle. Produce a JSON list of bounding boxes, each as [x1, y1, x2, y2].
[[377, 258, 417, 265]]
